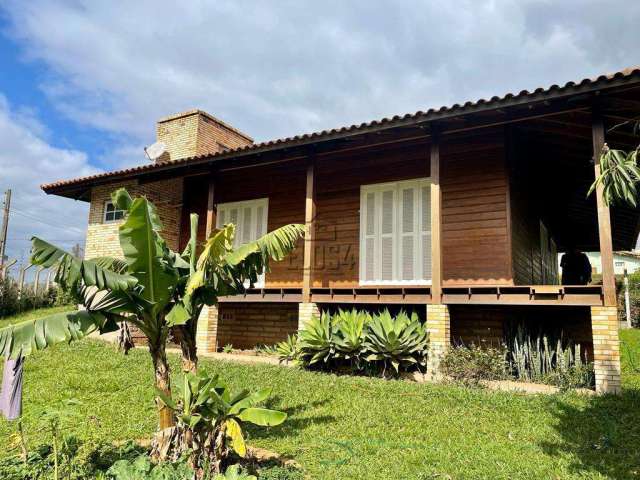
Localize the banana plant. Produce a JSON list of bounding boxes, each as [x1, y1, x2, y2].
[[589, 142, 640, 206], [0, 188, 304, 438], [156, 370, 286, 473], [167, 214, 304, 374]]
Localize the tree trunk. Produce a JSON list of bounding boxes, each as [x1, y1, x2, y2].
[[149, 338, 175, 429], [174, 324, 198, 374]]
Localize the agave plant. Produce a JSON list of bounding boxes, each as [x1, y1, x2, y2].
[[297, 312, 335, 366], [363, 309, 429, 375], [275, 333, 299, 364], [157, 370, 286, 473], [332, 308, 371, 368]]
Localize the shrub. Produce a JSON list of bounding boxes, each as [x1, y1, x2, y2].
[[505, 323, 594, 389], [441, 343, 508, 386], [0, 278, 74, 319]]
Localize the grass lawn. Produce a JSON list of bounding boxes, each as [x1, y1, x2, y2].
[[1, 313, 640, 479]]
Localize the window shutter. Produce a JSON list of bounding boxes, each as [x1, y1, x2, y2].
[[256, 205, 266, 238], [380, 189, 396, 281], [400, 186, 416, 281], [362, 191, 377, 282], [421, 184, 432, 281], [217, 207, 226, 228]]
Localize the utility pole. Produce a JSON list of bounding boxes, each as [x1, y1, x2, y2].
[[0, 189, 11, 278]]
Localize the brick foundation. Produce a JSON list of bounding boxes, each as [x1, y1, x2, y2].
[[590, 306, 621, 394], [196, 305, 219, 353], [426, 304, 451, 380], [298, 302, 320, 330], [216, 303, 298, 350]]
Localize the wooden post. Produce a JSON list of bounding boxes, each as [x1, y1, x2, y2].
[[592, 113, 617, 306], [430, 133, 443, 304], [302, 158, 316, 303], [205, 176, 216, 238]]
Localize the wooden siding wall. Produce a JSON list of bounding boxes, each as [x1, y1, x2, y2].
[[441, 129, 512, 285], [508, 129, 544, 284], [181, 161, 306, 287], [313, 142, 429, 287], [181, 130, 513, 288]]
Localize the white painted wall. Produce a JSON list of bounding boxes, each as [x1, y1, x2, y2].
[[558, 252, 640, 276]]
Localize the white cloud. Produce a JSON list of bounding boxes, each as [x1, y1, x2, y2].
[[3, 0, 639, 165], [0, 94, 98, 266]]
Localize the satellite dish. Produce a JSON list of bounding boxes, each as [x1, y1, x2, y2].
[[144, 141, 167, 161]]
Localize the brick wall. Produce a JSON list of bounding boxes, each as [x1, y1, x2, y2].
[[84, 178, 184, 259], [216, 302, 298, 349]]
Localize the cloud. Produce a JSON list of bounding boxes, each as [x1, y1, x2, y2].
[[3, 0, 639, 162], [0, 94, 98, 266]]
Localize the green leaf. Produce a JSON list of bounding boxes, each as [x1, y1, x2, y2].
[[0, 310, 118, 359], [117, 196, 178, 315], [237, 407, 287, 426], [166, 302, 191, 327], [155, 388, 177, 410], [30, 237, 137, 291], [229, 388, 271, 415]]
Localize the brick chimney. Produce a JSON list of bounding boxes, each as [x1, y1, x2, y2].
[[154, 109, 253, 163]]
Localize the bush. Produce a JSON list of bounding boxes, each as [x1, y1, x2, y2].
[[505, 323, 594, 389], [0, 278, 74, 319], [281, 308, 429, 377], [441, 343, 508, 386]]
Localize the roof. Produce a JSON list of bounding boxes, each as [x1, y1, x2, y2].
[[42, 66, 640, 196]]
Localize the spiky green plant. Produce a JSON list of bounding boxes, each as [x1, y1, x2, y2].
[[275, 333, 299, 364], [363, 309, 429, 375], [297, 312, 335, 365], [332, 308, 371, 368]]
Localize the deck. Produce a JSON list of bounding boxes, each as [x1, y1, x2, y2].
[[218, 285, 604, 306]]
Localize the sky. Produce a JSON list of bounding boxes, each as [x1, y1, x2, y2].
[[0, 0, 639, 268]]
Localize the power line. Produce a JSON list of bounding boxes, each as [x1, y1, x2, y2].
[[10, 208, 84, 234]]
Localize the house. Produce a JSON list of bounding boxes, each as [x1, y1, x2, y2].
[[42, 68, 640, 394], [583, 251, 640, 276]]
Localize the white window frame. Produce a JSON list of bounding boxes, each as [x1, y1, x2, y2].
[[216, 198, 269, 287], [359, 178, 432, 286], [103, 201, 126, 223]]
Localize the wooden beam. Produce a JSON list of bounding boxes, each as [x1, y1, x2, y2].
[[302, 158, 316, 302], [592, 112, 617, 306], [430, 134, 443, 304], [205, 176, 216, 238]]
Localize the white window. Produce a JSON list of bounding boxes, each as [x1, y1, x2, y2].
[[359, 179, 431, 285], [103, 201, 125, 223], [216, 198, 269, 287]]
